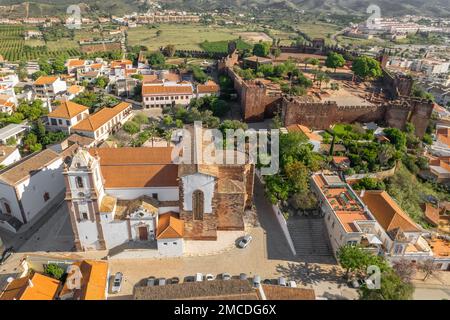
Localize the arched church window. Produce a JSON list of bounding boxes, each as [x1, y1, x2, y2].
[[76, 176, 84, 188], [3, 202, 11, 214], [192, 190, 204, 220]]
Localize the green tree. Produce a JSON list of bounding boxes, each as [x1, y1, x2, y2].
[[359, 269, 414, 300], [325, 52, 346, 72], [148, 52, 165, 67], [123, 121, 140, 135], [352, 56, 382, 80], [337, 245, 371, 278], [163, 44, 176, 57], [285, 161, 309, 192], [211, 99, 230, 117], [252, 42, 271, 57], [52, 56, 66, 74], [38, 58, 52, 75], [44, 264, 65, 280]]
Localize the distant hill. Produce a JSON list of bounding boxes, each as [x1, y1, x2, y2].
[[0, 0, 449, 18]]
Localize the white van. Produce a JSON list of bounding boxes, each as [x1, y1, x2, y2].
[[195, 273, 203, 282]]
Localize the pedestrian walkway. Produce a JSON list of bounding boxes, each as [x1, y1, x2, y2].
[[287, 216, 332, 257]]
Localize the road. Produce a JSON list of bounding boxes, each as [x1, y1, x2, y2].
[[107, 180, 356, 300]]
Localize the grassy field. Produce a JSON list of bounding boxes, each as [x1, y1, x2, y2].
[[126, 25, 247, 51], [200, 39, 252, 53], [296, 22, 341, 45]]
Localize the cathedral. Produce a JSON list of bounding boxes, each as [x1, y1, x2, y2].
[[63, 144, 254, 257]]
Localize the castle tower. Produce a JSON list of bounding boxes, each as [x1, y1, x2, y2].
[[63, 148, 106, 251]]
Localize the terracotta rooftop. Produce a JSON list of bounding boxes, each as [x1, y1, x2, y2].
[[157, 212, 184, 239], [428, 238, 450, 258], [286, 124, 323, 142], [0, 149, 60, 186], [134, 279, 258, 300], [34, 76, 59, 85], [48, 101, 88, 119], [60, 260, 108, 300], [67, 59, 86, 68], [67, 85, 84, 95], [422, 203, 440, 226], [87, 147, 178, 188], [312, 174, 372, 232], [72, 102, 130, 132], [111, 59, 132, 68], [360, 190, 420, 233], [197, 80, 220, 94], [142, 85, 193, 95], [260, 285, 316, 300], [0, 272, 60, 300]]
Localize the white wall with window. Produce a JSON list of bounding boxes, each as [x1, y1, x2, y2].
[[157, 237, 183, 257]]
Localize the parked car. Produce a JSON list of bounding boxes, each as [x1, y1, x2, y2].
[[253, 275, 261, 288], [239, 273, 248, 280], [0, 247, 14, 266], [146, 276, 156, 286], [278, 277, 287, 286], [221, 273, 231, 281], [350, 278, 364, 289], [288, 280, 297, 288], [205, 274, 215, 281], [263, 279, 272, 285], [195, 273, 203, 282], [238, 235, 253, 249], [170, 277, 180, 285], [111, 272, 123, 293], [157, 278, 166, 286], [184, 276, 195, 283]]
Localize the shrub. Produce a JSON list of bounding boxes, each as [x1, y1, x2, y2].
[[44, 264, 64, 280]]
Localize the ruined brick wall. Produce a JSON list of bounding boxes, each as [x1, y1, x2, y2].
[[244, 164, 255, 209], [385, 98, 434, 137], [282, 99, 385, 129], [241, 81, 282, 122]]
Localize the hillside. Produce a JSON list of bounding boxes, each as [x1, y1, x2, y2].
[[0, 0, 449, 18]]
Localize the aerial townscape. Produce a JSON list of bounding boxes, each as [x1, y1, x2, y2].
[[0, 0, 450, 307]]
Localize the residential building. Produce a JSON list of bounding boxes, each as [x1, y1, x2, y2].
[[66, 85, 85, 100], [285, 124, 323, 152], [47, 133, 96, 154], [115, 77, 139, 97], [0, 149, 65, 232], [59, 260, 109, 300], [0, 94, 17, 114], [32, 76, 67, 107], [71, 102, 132, 141], [196, 80, 220, 98], [66, 59, 87, 76], [0, 145, 21, 167], [47, 101, 90, 133], [0, 272, 60, 300], [142, 82, 194, 108], [312, 173, 435, 262], [359, 190, 434, 262], [423, 155, 450, 184], [311, 173, 383, 257], [110, 59, 133, 79], [0, 123, 30, 145], [63, 140, 254, 256]]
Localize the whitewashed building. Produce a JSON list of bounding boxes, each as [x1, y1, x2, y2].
[[0, 149, 65, 232]]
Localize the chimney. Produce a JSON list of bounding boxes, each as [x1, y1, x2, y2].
[[360, 190, 365, 198]]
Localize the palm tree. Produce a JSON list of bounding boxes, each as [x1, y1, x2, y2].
[[163, 129, 173, 147]]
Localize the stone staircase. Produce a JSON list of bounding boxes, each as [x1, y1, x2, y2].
[[287, 216, 332, 256]]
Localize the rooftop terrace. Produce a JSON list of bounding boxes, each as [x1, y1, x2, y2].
[[313, 173, 373, 232]]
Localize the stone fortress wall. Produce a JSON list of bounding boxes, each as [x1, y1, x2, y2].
[[218, 40, 434, 137]]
